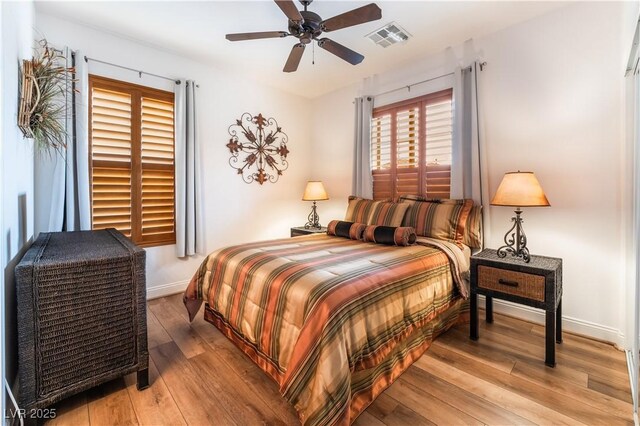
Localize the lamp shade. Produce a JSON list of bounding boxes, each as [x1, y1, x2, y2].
[[302, 181, 329, 201], [491, 171, 550, 207]]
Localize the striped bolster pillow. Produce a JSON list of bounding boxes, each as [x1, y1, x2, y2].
[[363, 225, 417, 246], [327, 220, 366, 240]]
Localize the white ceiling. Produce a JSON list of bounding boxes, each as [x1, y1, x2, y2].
[[36, 1, 569, 99]]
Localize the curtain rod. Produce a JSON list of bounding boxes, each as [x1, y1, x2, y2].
[[84, 55, 182, 85], [371, 62, 485, 99]]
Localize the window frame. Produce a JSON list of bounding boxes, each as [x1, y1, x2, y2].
[[371, 88, 453, 201], [88, 74, 176, 247]]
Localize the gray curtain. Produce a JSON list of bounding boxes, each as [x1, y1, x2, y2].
[[451, 61, 489, 243], [175, 80, 201, 257], [451, 62, 482, 203], [35, 47, 91, 234], [352, 96, 373, 198]]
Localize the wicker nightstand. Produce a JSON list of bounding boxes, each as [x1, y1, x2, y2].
[[470, 249, 563, 367], [290, 226, 327, 237]]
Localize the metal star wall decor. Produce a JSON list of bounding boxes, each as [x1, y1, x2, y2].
[[226, 112, 290, 185]]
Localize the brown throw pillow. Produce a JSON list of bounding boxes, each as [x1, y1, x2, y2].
[[363, 225, 417, 246], [327, 220, 366, 240]]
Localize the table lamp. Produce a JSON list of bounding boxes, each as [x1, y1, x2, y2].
[[302, 181, 329, 229], [491, 171, 550, 263]]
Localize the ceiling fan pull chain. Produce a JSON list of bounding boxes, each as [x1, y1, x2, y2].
[[312, 41, 315, 65]]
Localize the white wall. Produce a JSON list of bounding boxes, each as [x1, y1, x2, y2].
[[310, 2, 636, 346], [2, 0, 35, 402], [35, 13, 313, 298]]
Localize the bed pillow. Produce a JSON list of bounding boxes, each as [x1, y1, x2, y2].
[[363, 225, 417, 246], [344, 196, 381, 224], [327, 220, 366, 240], [400, 197, 473, 245], [400, 196, 483, 248], [367, 201, 409, 227], [463, 205, 483, 249], [345, 196, 408, 227]]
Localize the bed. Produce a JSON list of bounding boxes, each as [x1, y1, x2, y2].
[[183, 196, 480, 426]]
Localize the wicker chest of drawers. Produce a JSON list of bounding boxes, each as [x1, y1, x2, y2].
[[470, 249, 563, 367], [15, 229, 149, 410]]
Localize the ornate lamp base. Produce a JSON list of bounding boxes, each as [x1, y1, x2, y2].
[[304, 201, 322, 229], [497, 208, 531, 263]]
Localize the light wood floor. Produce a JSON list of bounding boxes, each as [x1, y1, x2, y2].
[[47, 294, 634, 425]]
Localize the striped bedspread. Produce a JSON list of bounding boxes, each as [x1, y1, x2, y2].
[[184, 234, 469, 426]]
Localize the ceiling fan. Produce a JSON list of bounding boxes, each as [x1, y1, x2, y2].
[[225, 0, 382, 72]]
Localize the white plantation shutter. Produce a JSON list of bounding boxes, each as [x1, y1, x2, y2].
[[370, 114, 392, 200], [370, 89, 453, 200], [395, 107, 421, 197], [89, 75, 175, 247], [425, 96, 453, 199], [141, 97, 175, 242], [90, 87, 133, 235]]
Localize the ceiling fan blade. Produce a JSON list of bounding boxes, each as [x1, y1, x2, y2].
[[226, 31, 289, 41], [321, 3, 382, 32], [317, 38, 364, 65], [274, 0, 303, 23], [283, 43, 305, 73]]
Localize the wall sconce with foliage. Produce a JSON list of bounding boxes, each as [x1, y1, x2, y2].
[[226, 113, 290, 185], [18, 39, 73, 154]]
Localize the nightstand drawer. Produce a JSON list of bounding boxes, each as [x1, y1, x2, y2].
[[477, 265, 545, 302]]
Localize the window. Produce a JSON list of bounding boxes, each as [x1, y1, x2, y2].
[[370, 89, 453, 200], [89, 75, 176, 247]]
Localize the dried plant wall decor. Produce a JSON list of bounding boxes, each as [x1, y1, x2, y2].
[[18, 39, 74, 154], [226, 113, 290, 185]]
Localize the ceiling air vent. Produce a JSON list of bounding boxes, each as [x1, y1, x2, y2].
[[366, 22, 411, 48]]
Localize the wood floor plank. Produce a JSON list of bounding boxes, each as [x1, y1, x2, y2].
[[149, 298, 207, 359], [467, 325, 589, 387], [509, 360, 632, 420], [353, 411, 387, 426], [52, 295, 633, 426], [190, 349, 288, 425], [385, 377, 483, 425], [531, 323, 626, 354], [434, 329, 518, 373], [146, 306, 173, 350], [123, 358, 186, 426], [86, 378, 138, 426], [589, 375, 634, 404], [365, 393, 399, 422], [401, 364, 535, 425], [46, 393, 90, 426], [150, 341, 237, 425], [482, 316, 627, 370], [425, 344, 629, 425], [478, 309, 535, 333], [454, 323, 629, 382], [379, 403, 435, 426], [166, 294, 301, 425], [510, 357, 588, 389], [416, 349, 585, 425]]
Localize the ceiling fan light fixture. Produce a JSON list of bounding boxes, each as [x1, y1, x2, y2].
[[367, 22, 410, 48], [226, 0, 382, 72]]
